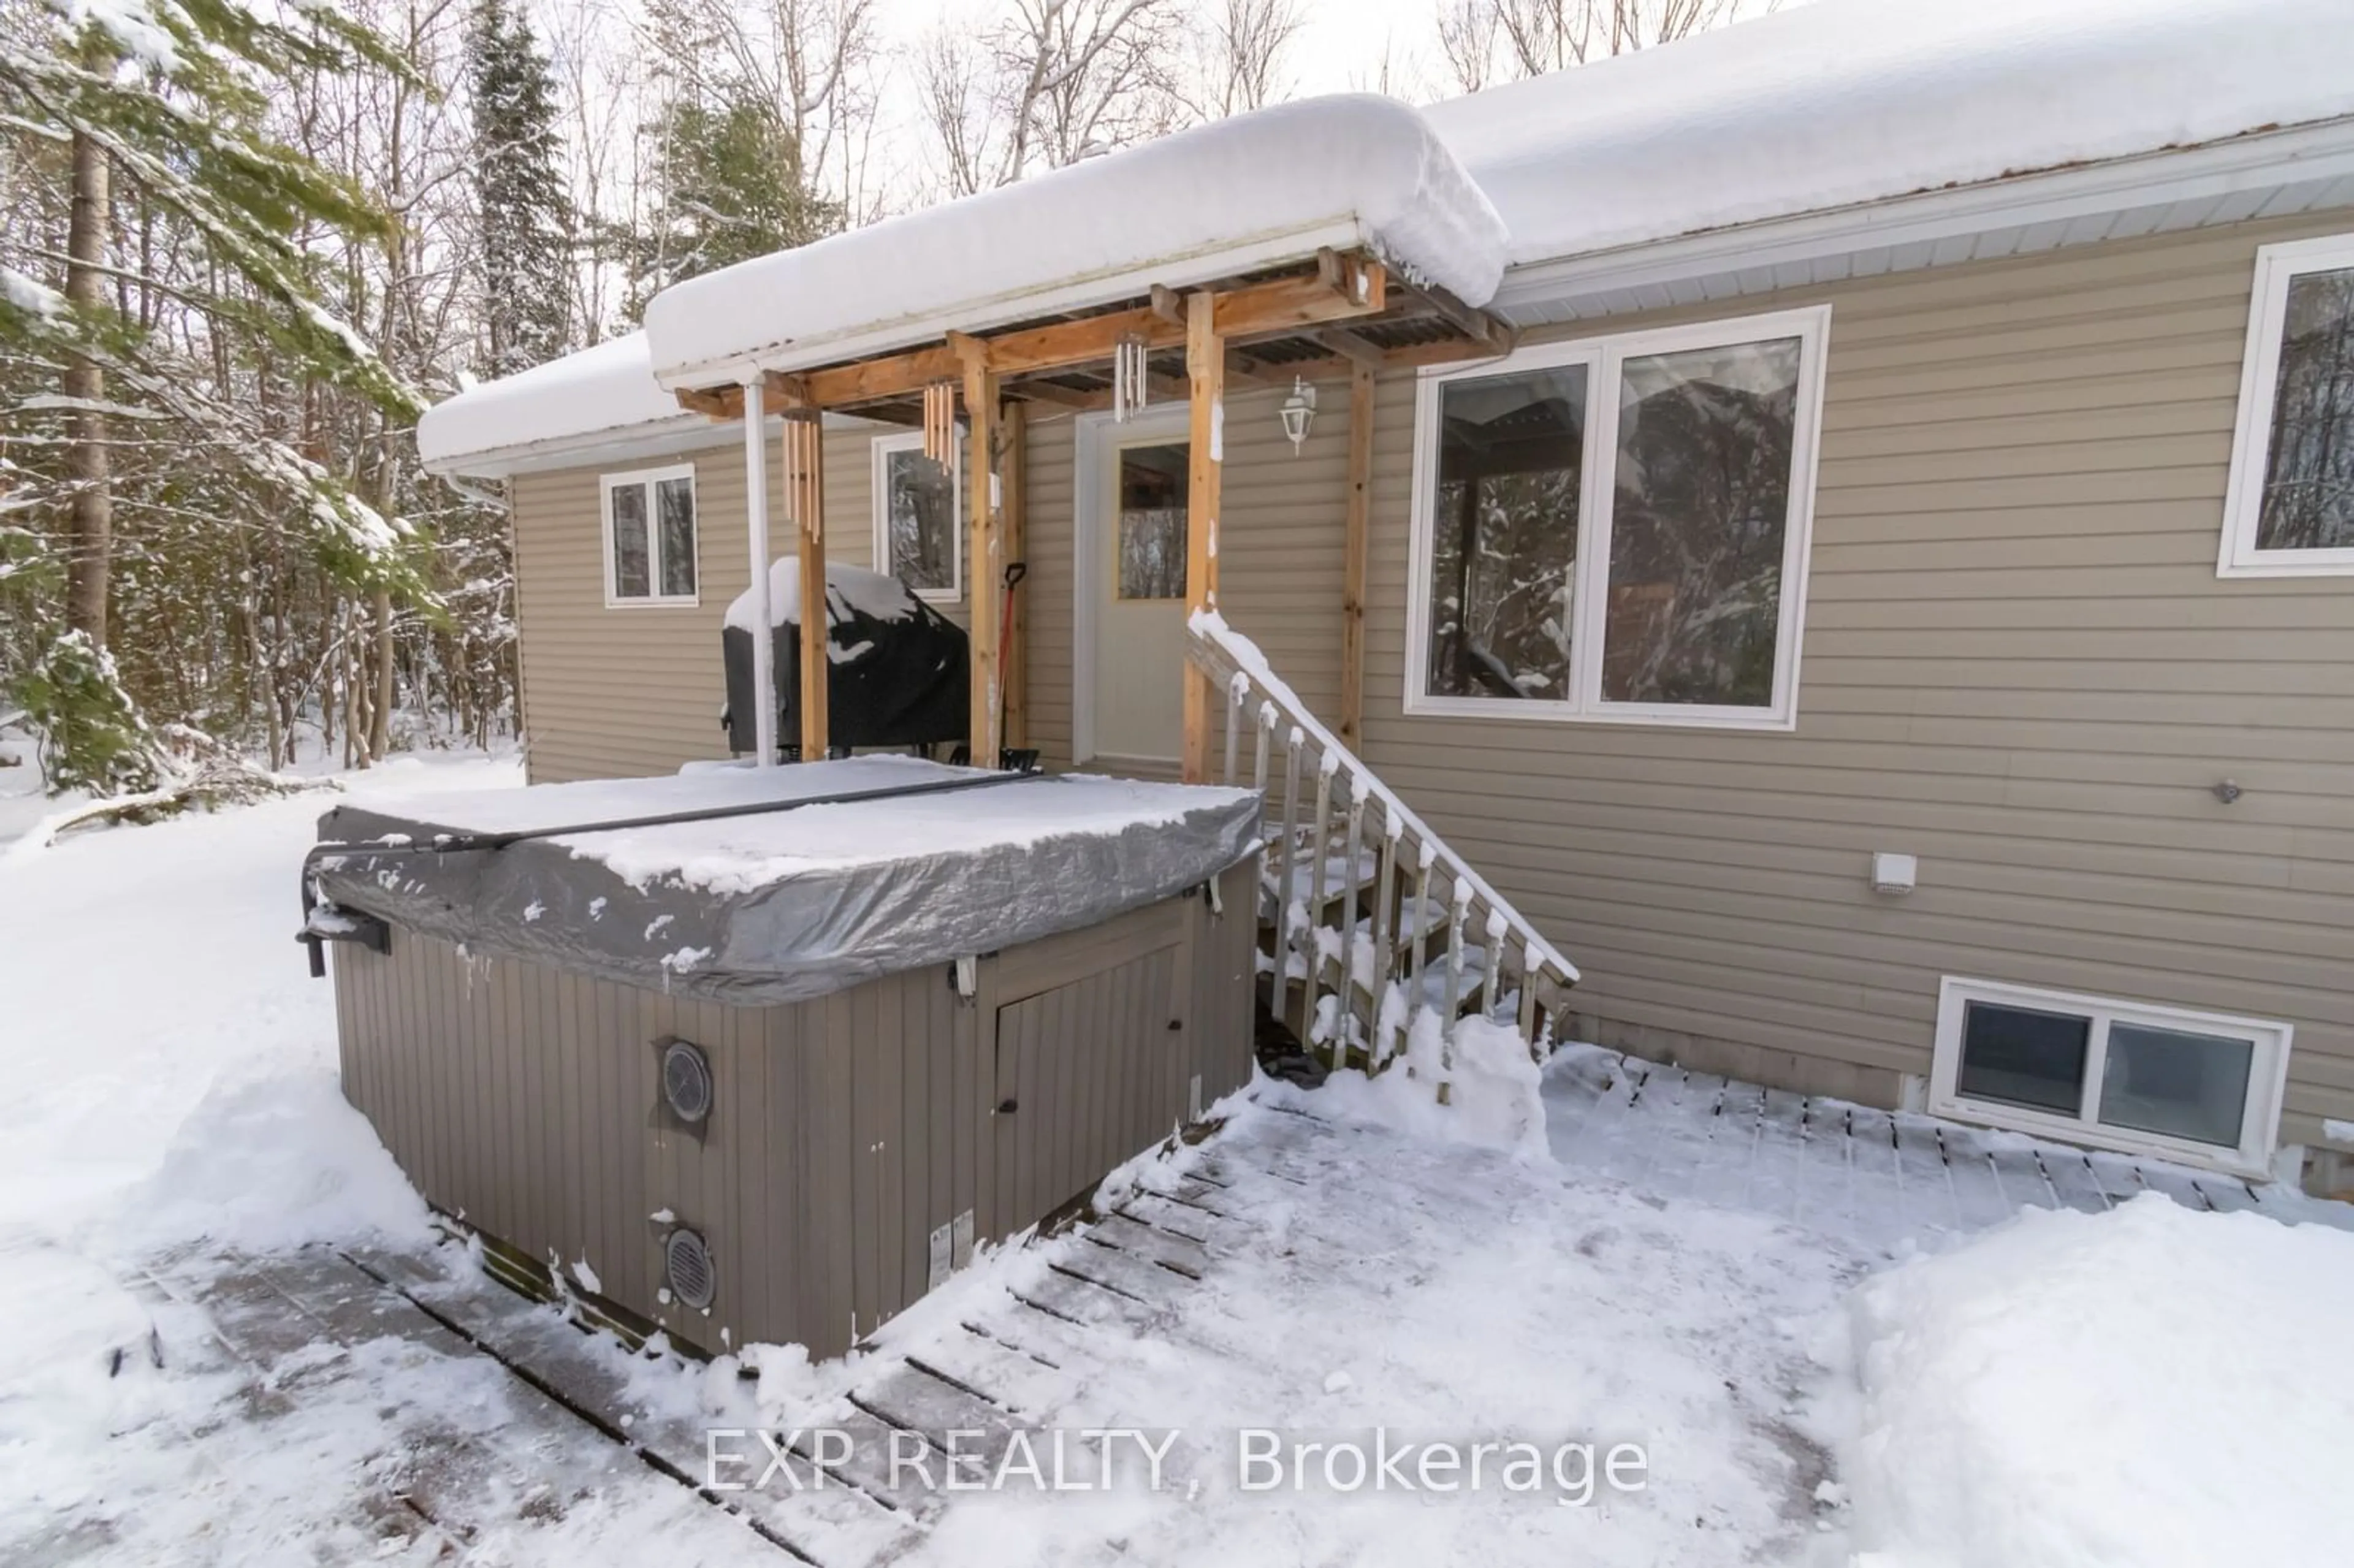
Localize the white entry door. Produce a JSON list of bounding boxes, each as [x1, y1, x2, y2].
[[1085, 410, 1191, 767]]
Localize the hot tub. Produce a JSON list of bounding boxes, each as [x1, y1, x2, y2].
[[304, 757, 1261, 1358]]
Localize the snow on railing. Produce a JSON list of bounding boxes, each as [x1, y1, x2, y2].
[[1186, 610, 1577, 1096]]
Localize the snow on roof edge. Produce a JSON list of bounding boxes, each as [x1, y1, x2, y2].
[[646, 216, 1373, 393], [1422, 0, 2354, 270], [642, 94, 1509, 390]]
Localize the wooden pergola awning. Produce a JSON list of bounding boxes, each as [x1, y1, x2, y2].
[[681, 249, 1516, 780], [672, 249, 1517, 424]]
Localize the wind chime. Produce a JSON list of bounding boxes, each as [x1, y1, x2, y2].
[[1111, 332, 1150, 424], [921, 381, 958, 468], [785, 412, 824, 542]]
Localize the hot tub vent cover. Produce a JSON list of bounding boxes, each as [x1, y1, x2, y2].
[[662, 1039, 714, 1124], [665, 1227, 716, 1309]]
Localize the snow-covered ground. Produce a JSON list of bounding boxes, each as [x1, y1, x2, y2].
[[2, 761, 2350, 1567]]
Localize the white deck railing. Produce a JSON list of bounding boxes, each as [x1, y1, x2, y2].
[[1186, 612, 1579, 1085]]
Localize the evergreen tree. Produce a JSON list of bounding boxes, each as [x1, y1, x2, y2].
[[0, 0, 433, 793], [467, 0, 573, 378], [620, 2, 845, 319]]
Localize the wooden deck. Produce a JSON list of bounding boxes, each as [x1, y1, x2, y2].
[[1541, 1045, 2353, 1252], [87, 1056, 2351, 1567]]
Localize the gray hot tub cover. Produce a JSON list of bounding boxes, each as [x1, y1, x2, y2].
[[310, 756, 1262, 1006]]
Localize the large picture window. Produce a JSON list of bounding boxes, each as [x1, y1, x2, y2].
[[871, 430, 962, 602], [2219, 232, 2354, 577], [1406, 306, 1829, 729], [602, 464, 697, 607]]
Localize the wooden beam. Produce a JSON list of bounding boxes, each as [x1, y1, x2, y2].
[[1394, 275, 1510, 347], [1149, 284, 1186, 326], [676, 259, 1388, 420], [1182, 289, 1224, 785], [962, 344, 1002, 769], [1311, 327, 1387, 370], [1339, 360, 1374, 750], [999, 398, 1028, 751], [1004, 378, 1105, 411], [783, 413, 828, 760], [1224, 351, 1292, 392], [1211, 261, 1385, 338]]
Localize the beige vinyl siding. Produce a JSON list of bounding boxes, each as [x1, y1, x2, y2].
[[1021, 410, 1078, 767], [503, 208, 2354, 1151], [511, 424, 956, 783], [1354, 211, 2354, 1146]]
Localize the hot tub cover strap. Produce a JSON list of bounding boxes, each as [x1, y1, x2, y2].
[[306, 758, 1260, 1006]]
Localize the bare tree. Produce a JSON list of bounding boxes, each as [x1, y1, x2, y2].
[[1435, 0, 1501, 94], [699, 0, 887, 223], [1440, 0, 1766, 93], [1192, 0, 1303, 120], [916, 0, 1183, 197]]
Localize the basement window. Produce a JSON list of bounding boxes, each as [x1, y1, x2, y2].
[[2219, 232, 2354, 577], [871, 430, 961, 603], [1930, 978, 2293, 1178], [1404, 305, 1830, 729], [603, 464, 698, 607]]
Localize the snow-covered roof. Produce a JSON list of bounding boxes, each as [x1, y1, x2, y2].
[[1423, 0, 2354, 272], [641, 93, 1506, 390], [414, 331, 704, 474], [419, 0, 2354, 474]]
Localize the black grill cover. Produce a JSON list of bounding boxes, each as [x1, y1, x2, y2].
[[723, 564, 970, 756]]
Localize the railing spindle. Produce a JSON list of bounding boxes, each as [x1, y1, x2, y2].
[[1303, 755, 1338, 1049], [1333, 782, 1368, 1069], [1371, 813, 1400, 1064], [1270, 728, 1304, 1033], [1223, 672, 1245, 786]]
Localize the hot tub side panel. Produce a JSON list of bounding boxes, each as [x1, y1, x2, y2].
[[1192, 858, 1258, 1113], [332, 861, 1255, 1363]]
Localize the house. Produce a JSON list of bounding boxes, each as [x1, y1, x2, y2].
[[417, 0, 2354, 1197]]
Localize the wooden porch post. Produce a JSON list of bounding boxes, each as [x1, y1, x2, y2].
[[961, 344, 1002, 769], [1339, 360, 1374, 750], [785, 411, 828, 759], [742, 376, 778, 767], [999, 398, 1029, 752], [1183, 291, 1224, 784]]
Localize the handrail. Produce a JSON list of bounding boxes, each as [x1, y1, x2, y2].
[[1187, 611, 1577, 1087]]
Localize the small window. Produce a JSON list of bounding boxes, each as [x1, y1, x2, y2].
[[870, 431, 961, 602], [1932, 978, 2292, 1178], [1116, 441, 1190, 600], [602, 465, 698, 606], [1406, 305, 1829, 729], [2219, 233, 2354, 577]]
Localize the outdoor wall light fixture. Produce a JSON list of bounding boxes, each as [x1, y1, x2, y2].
[[1280, 376, 1317, 454]]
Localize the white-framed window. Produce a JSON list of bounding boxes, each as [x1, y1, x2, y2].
[[2219, 233, 2354, 577], [1930, 976, 2293, 1179], [871, 430, 962, 603], [1405, 304, 1830, 730], [601, 463, 698, 607]]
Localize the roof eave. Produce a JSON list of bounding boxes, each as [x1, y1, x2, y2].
[[1491, 115, 2354, 317], [652, 217, 1372, 392]]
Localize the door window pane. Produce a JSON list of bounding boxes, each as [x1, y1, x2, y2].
[[2098, 1024, 2253, 1148], [884, 446, 957, 593], [2255, 264, 2354, 552], [1425, 365, 1584, 699], [1957, 1000, 2089, 1116], [1117, 442, 1189, 600], [656, 476, 696, 598], [1603, 337, 1800, 707], [610, 483, 650, 598]]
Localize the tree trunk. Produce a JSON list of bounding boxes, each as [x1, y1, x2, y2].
[[368, 587, 394, 759], [64, 129, 112, 646]]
